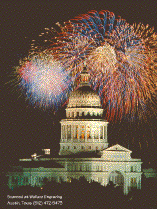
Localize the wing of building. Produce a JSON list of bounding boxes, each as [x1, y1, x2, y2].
[[7, 66, 143, 195]]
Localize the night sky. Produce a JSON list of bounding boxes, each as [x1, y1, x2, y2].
[[1, 0, 157, 170]]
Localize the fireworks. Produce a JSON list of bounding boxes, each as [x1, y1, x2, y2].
[[64, 10, 157, 121], [15, 10, 156, 121], [17, 53, 72, 109]]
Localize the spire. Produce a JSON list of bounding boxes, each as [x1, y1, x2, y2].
[[80, 63, 90, 86]]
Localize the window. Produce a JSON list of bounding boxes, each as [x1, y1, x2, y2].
[[87, 126, 90, 139], [75, 125, 78, 139], [86, 165, 90, 171], [81, 125, 85, 140], [72, 125, 74, 139], [89, 146, 91, 149], [96, 166, 99, 171], [134, 166, 137, 172], [67, 125, 71, 139], [81, 146, 84, 149], [98, 177, 102, 183], [94, 129, 99, 139], [68, 146, 70, 149], [26, 177, 28, 183], [131, 178, 137, 187], [74, 146, 76, 149]]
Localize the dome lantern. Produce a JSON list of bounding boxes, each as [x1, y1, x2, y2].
[[79, 66, 90, 87]]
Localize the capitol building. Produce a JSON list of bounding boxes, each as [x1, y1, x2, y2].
[[7, 66, 142, 194]]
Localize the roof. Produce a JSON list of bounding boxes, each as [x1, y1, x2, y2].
[[56, 151, 101, 158], [67, 86, 101, 108], [104, 144, 132, 152], [10, 159, 64, 169], [71, 86, 99, 96]]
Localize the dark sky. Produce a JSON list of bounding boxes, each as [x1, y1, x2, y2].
[[1, 0, 157, 169]]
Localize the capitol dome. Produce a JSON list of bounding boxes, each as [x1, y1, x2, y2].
[[66, 66, 103, 119], [67, 85, 101, 108]]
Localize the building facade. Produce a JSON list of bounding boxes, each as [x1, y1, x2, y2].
[[7, 67, 142, 194]]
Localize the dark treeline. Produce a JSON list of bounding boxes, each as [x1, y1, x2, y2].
[[2, 176, 157, 208]]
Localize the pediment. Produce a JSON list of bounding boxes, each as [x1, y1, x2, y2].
[[104, 144, 132, 152]]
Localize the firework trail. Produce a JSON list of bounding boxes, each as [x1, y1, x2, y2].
[[16, 53, 72, 109]]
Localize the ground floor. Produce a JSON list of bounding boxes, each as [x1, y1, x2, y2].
[[7, 157, 142, 195]]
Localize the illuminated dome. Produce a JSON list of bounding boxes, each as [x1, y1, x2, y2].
[[68, 66, 101, 108], [66, 66, 103, 119], [67, 86, 101, 108]]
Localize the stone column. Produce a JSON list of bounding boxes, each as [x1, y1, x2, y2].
[[74, 125, 76, 141], [85, 125, 86, 142], [61, 125, 63, 141], [138, 176, 141, 189], [78, 125, 80, 142], [127, 176, 130, 192], [105, 126, 107, 142], [92, 127, 94, 143], [124, 175, 129, 195], [103, 126, 104, 141], [70, 125, 72, 142], [71, 125, 73, 142], [99, 126, 101, 142]]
